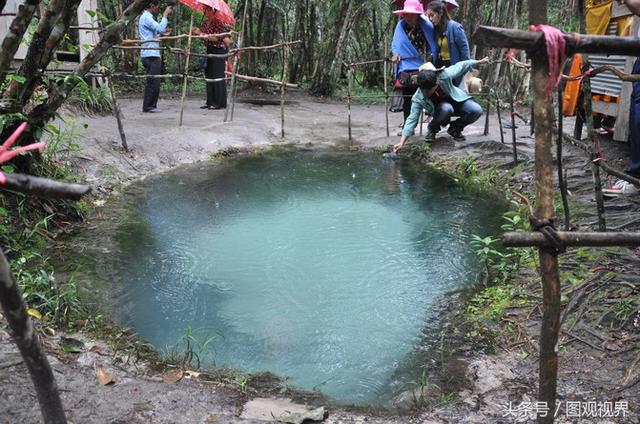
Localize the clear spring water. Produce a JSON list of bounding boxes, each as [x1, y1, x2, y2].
[[103, 152, 503, 405]]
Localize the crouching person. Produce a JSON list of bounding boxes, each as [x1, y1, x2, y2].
[[393, 57, 489, 153]]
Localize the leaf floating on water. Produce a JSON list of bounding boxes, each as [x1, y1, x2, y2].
[[206, 415, 220, 423], [60, 337, 84, 353], [163, 369, 183, 384], [27, 308, 42, 320], [95, 364, 114, 385]]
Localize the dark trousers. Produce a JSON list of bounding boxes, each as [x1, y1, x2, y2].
[[142, 57, 161, 112], [206, 45, 227, 108], [402, 85, 419, 123], [629, 58, 640, 177]]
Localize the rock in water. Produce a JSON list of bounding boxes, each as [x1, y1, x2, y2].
[[240, 398, 325, 423], [382, 152, 398, 160]]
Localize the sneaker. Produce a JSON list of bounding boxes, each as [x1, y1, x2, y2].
[[447, 127, 466, 141], [144, 108, 162, 113], [602, 180, 640, 197], [424, 130, 437, 142]]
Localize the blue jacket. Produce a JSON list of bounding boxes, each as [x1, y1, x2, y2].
[[392, 16, 438, 78], [441, 20, 470, 67], [139, 10, 168, 58], [402, 60, 480, 137]]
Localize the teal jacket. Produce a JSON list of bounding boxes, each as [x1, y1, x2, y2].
[[402, 59, 480, 137]]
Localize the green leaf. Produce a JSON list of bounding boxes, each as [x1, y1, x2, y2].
[[1, 164, 15, 173], [46, 124, 60, 135], [85, 9, 96, 17], [60, 336, 85, 353]]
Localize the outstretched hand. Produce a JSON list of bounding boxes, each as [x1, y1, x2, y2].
[[478, 56, 490, 65]]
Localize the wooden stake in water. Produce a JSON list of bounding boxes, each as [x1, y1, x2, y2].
[[178, 13, 194, 127], [384, 35, 390, 137], [280, 45, 288, 138]]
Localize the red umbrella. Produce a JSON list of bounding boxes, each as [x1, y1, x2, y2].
[[179, 0, 236, 26], [392, 0, 459, 10]]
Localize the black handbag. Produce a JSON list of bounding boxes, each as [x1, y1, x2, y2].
[[398, 71, 419, 88]]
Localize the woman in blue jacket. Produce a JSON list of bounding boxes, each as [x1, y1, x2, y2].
[[391, 0, 438, 126], [425, 1, 470, 86]]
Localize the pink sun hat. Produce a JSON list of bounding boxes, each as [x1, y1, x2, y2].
[[393, 0, 425, 15]]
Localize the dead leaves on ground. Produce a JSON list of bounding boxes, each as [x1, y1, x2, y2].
[[163, 369, 183, 384], [95, 364, 115, 385]]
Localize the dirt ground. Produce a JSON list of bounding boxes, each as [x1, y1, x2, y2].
[[1, 91, 640, 423]]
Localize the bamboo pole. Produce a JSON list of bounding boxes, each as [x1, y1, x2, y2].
[[503, 231, 640, 247], [121, 31, 235, 44], [226, 0, 249, 123], [582, 70, 606, 231], [384, 34, 390, 138], [280, 46, 288, 138], [348, 65, 353, 142], [178, 14, 194, 127], [495, 95, 505, 144], [507, 64, 518, 163], [483, 90, 491, 136], [106, 75, 128, 151], [221, 73, 297, 87], [557, 87, 571, 230]]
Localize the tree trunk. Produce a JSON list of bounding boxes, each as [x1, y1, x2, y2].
[[309, 0, 353, 96], [0, 0, 42, 82], [7, 0, 84, 106]]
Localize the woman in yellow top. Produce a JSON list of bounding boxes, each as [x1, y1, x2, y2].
[[426, 1, 470, 86]]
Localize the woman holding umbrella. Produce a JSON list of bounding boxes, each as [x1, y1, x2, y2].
[[425, 0, 470, 85], [390, 0, 438, 129], [190, 1, 235, 110]]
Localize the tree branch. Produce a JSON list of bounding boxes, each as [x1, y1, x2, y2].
[[6, 0, 79, 106], [0, 249, 67, 423], [0, 0, 42, 82], [473, 26, 640, 56], [502, 232, 640, 247], [2, 173, 91, 200]]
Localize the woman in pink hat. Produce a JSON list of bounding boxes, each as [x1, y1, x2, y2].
[[390, 0, 439, 130]]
